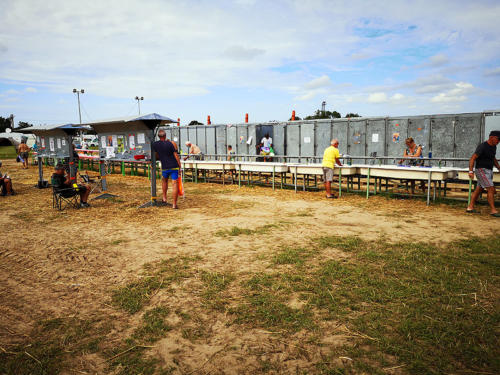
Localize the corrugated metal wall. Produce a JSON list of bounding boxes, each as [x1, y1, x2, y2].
[[161, 111, 491, 165]]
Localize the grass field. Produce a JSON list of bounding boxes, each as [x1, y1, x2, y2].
[[0, 159, 499, 375], [0, 145, 17, 159]]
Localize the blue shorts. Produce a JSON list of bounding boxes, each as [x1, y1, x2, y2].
[[162, 169, 179, 180]]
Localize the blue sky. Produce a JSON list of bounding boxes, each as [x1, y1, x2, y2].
[[0, 0, 499, 126]]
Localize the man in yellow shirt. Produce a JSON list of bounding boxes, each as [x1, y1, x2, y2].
[[322, 139, 342, 198]]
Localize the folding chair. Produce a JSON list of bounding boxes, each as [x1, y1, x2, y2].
[[79, 172, 102, 195], [52, 186, 80, 211]]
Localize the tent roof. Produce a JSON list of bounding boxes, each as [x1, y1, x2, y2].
[[82, 113, 176, 126], [14, 124, 89, 133]]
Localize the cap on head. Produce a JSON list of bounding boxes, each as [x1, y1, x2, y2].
[[185, 141, 191, 146], [489, 130, 500, 138]]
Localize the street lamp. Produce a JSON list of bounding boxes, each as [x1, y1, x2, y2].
[[72, 89, 84, 124], [135, 96, 144, 115]]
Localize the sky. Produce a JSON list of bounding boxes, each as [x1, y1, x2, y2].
[[0, 0, 499, 126]]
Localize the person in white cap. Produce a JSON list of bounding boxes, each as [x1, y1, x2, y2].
[[183, 141, 203, 160]]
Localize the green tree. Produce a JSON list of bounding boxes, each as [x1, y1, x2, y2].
[[188, 120, 204, 126], [344, 113, 361, 118], [304, 110, 341, 120], [288, 115, 302, 121], [17, 121, 32, 129], [0, 116, 12, 133]]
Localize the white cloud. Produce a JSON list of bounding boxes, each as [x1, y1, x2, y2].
[[391, 93, 405, 101], [222, 45, 265, 60], [0, 0, 499, 121], [368, 92, 388, 103], [431, 82, 474, 103], [304, 75, 332, 90], [484, 67, 500, 77], [25, 87, 37, 93], [295, 91, 317, 101], [419, 54, 450, 68]]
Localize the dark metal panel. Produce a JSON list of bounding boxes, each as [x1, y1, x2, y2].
[[227, 126, 237, 156], [387, 118, 408, 158], [431, 116, 454, 158], [484, 113, 500, 158], [248, 124, 257, 155], [408, 117, 431, 158], [301, 122, 315, 158], [236, 125, 248, 156], [286, 123, 300, 162], [196, 127, 206, 154], [256, 124, 274, 144], [315, 121, 331, 159], [347, 119, 366, 157], [216, 125, 227, 155], [180, 127, 189, 154], [366, 119, 385, 161], [273, 123, 286, 157], [455, 114, 482, 167], [188, 127, 197, 147], [206, 127, 216, 157], [170, 127, 180, 144], [332, 120, 348, 156]]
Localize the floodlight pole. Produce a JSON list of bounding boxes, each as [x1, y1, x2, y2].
[[73, 89, 84, 124], [135, 96, 144, 115]]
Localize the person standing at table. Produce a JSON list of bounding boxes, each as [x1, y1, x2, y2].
[[399, 137, 423, 166], [322, 139, 342, 199], [184, 141, 203, 160], [466, 130, 500, 217], [153, 130, 181, 209]]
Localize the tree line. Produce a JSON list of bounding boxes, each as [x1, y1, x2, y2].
[[0, 116, 33, 133]]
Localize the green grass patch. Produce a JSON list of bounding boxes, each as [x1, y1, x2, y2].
[[200, 270, 235, 311], [231, 272, 314, 332], [272, 246, 312, 265], [231, 234, 499, 373], [108, 306, 175, 374], [133, 307, 171, 343], [112, 256, 200, 314], [0, 145, 17, 159], [215, 222, 285, 237], [0, 317, 111, 375], [299, 235, 499, 374]]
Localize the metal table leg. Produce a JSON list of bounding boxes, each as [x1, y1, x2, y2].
[[366, 168, 370, 199]]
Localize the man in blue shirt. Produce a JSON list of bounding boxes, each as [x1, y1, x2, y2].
[[152, 130, 181, 209]]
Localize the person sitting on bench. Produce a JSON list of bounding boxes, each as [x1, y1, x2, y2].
[[0, 162, 14, 196], [51, 164, 91, 207]]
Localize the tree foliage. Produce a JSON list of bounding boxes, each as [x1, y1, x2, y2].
[[344, 113, 361, 118], [188, 120, 204, 126], [304, 110, 341, 120], [0, 116, 12, 133], [288, 115, 302, 121], [0, 116, 33, 132]]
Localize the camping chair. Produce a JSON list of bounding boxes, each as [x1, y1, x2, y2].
[[52, 186, 80, 211], [79, 172, 102, 195]]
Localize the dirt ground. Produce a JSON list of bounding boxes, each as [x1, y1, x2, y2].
[[0, 159, 499, 374]]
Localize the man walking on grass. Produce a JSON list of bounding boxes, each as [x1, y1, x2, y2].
[[466, 130, 500, 217], [153, 130, 181, 209], [322, 139, 342, 199]]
